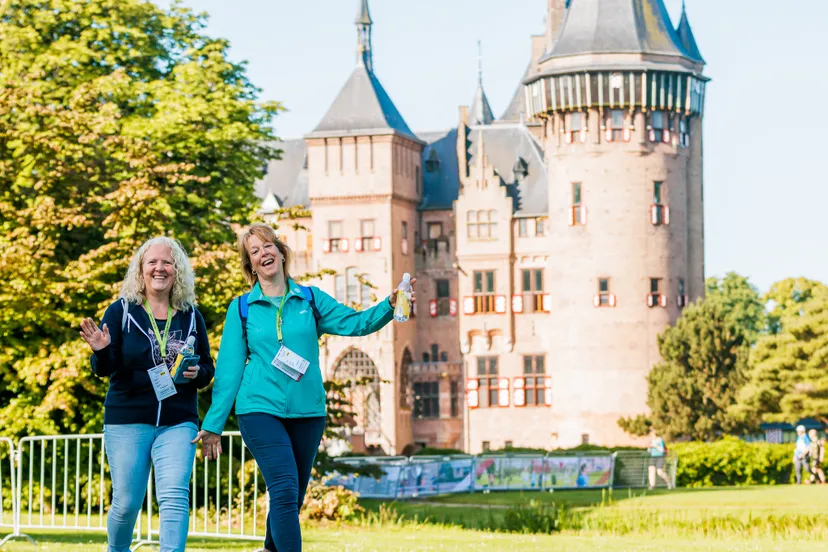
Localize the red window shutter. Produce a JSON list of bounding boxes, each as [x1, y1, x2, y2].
[[449, 299, 458, 316], [659, 293, 668, 308], [495, 295, 507, 314], [513, 377, 526, 407], [467, 380, 479, 409], [605, 129, 612, 142], [340, 238, 349, 252], [544, 377, 553, 407], [609, 293, 617, 307], [354, 238, 363, 252], [429, 299, 437, 317], [401, 238, 408, 255], [512, 294, 524, 314], [498, 378, 510, 407], [322, 240, 331, 253], [593, 294, 601, 308], [663, 206, 670, 225], [651, 205, 659, 225], [649, 129, 656, 142], [411, 299, 417, 317], [569, 206, 576, 226], [463, 297, 475, 315], [663, 129, 671, 143], [373, 237, 382, 251], [624, 128, 631, 142], [647, 294, 655, 307], [542, 294, 552, 312]]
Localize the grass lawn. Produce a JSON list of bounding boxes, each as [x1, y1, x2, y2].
[[3, 486, 828, 550]]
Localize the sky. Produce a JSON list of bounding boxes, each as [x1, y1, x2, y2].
[[167, 0, 827, 293]]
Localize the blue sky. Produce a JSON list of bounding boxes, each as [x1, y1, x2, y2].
[[170, 0, 827, 293]]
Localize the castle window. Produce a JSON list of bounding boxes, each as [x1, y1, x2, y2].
[[431, 344, 439, 360], [335, 275, 345, 302], [468, 210, 497, 240], [476, 357, 499, 408], [425, 149, 440, 172], [649, 111, 671, 143], [360, 279, 372, 309], [518, 218, 528, 237], [595, 278, 616, 307], [327, 221, 344, 252], [678, 278, 688, 308], [651, 182, 670, 226], [535, 217, 546, 237], [450, 380, 460, 418], [473, 271, 496, 313], [346, 268, 359, 305], [606, 109, 627, 142], [413, 381, 439, 419], [679, 117, 690, 148], [436, 279, 450, 316], [522, 269, 545, 313], [522, 356, 547, 406], [648, 278, 667, 308], [422, 352, 430, 362], [401, 221, 408, 255], [415, 165, 421, 194], [568, 111, 583, 143], [440, 352, 448, 362], [570, 183, 586, 226], [359, 219, 377, 251]]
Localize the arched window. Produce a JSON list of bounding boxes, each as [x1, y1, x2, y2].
[[333, 349, 381, 433], [400, 348, 413, 409]]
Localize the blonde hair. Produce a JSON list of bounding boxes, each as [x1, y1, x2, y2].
[[238, 223, 292, 285], [120, 237, 196, 311]]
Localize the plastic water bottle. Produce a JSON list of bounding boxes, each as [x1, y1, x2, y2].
[[171, 336, 196, 379], [393, 273, 412, 323]]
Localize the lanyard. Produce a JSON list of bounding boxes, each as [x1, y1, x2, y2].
[[144, 301, 174, 356], [268, 294, 288, 343]]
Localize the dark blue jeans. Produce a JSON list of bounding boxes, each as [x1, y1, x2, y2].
[[238, 414, 326, 552]]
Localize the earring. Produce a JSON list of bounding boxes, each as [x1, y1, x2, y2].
[[252, 270, 257, 275]]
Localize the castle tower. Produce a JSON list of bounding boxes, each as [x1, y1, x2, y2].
[[305, 0, 424, 454], [524, 0, 708, 446]]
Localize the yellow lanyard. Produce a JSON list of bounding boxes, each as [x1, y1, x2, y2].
[[268, 294, 288, 343], [144, 301, 173, 356]]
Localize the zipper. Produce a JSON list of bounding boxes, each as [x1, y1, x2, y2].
[[156, 401, 162, 427]]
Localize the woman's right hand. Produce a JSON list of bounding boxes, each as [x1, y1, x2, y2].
[[192, 430, 223, 460], [80, 318, 111, 351]]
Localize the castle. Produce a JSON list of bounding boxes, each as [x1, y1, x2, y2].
[[258, 0, 708, 454]]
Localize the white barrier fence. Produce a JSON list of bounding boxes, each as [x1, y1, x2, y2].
[[0, 433, 678, 548]]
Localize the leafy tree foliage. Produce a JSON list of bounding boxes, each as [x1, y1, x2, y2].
[[619, 300, 750, 441], [705, 272, 766, 343], [0, 0, 280, 436], [736, 279, 828, 426]]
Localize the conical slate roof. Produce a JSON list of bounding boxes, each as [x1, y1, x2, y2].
[[547, 0, 690, 60], [499, 63, 531, 122], [468, 83, 495, 126], [676, 7, 704, 63], [308, 64, 418, 141], [355, 0, 372, 25]]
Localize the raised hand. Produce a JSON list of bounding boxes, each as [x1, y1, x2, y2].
[[80, 318, 111, 351], [389, 277, 417, 308]]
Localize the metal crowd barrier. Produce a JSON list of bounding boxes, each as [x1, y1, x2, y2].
[[0, 432, 678, 548]]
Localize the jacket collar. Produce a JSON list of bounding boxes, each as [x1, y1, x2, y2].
[[248, 278, 302, 305]]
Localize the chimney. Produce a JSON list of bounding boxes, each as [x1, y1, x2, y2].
[[546, 0, 566, 51]]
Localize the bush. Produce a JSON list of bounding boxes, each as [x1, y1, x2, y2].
[[301, 480, 363, 522], [673, 436, 793, 487]]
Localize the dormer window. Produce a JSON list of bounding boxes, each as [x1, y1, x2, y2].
[[425, 149, 440, 172], [513, 157, 528, 182]]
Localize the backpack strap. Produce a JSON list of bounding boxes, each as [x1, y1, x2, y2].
[[237, 293, 250, 347], [298, 285, 321, 324]]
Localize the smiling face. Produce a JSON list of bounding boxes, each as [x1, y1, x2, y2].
[[142, 243, 175, 298], [246, 234, 283, 282]]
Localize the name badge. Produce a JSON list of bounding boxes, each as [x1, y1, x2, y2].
[[148, 364, 178, 401], [271, 345, 310, 382]]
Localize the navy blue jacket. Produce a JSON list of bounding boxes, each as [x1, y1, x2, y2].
[[91, 300, 215, 427]]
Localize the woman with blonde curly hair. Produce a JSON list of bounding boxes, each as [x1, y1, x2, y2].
[[79, 237, 214, 552]]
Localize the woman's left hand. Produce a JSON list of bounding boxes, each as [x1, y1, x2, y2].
[[389, 277, 416, 308], [182, 364, 199, 380]]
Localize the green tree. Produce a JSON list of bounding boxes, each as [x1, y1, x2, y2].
[[0, 0, 280, 437], [619, 300, 750, 441], [705, 272, 767, 343], [736, 279, 828, 426]]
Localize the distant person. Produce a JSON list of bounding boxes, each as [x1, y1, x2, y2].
[[647, 428, 673, 490], [576, 464, 589, 488], [793, 425, 811, 484], [808, 429, 825, 484]]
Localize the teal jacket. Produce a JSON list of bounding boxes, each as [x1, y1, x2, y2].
[[201, 279, 394, 435]]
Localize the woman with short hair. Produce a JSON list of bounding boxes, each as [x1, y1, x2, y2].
[[80, 237, 214, 552], [194, 223, 414, 552]]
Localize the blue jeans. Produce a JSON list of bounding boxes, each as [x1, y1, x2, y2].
[[238, 414, 326, 552], [104, 423, 198, 552]]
